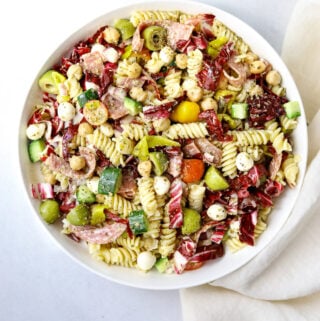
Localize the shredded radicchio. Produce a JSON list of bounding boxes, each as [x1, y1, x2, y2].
[[143, 101, 177, 119], [196, 42, 234, 91], [167, 179, 184, 228]]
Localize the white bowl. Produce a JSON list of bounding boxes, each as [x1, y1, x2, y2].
[[18, 0, 307, 290]]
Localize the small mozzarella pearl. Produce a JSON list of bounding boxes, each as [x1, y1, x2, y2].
[[58, 102, 76, 121], [26, 123, 46, 140], [137, 251, 156, 271], [153, 176, 171, 196], [236, 152, 254, 172], [207, 203, 227, 221]]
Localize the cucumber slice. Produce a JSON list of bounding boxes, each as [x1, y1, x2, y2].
[[283, 101, 301, 119], [128, 210, 148, 235], [124, 97, 142, 116], [155, 257, 169, 273], [76, 185, 96, 204], [204, 166, 229, 191], [149, 152, 168, 176], [28, 139, 46, 162], [98, 167, 122, 195], [77, 88, 99, 108], [230, 103, 248, 119]]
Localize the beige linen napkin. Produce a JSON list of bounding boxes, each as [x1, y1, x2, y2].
[[180, 0, 320, 319]]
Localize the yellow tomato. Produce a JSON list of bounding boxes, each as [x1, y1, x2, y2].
[[170, 101, 200, 123]]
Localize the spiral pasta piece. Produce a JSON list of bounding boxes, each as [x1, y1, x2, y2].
[[158, 206, 177, 258], [130, 10, 180, 27], [115, 235, 142, 255], [220, 142, 237, 178], [92, 129, 124, 166], [138, 177, 158, 217], [230, 129, 270, 146], [265, 120, 292, 154], [282, 155, 299, 188], [187, 49, 203, 79], [96, 194, 137, 218], [121, 123, 148, 141], [164, 70, 183, 99], [95, 245, 138, 267], [40, 163, 69, 191], [163, 122, 208, 139], [212, 19, 249, 54], [280, 115, 298, 132]]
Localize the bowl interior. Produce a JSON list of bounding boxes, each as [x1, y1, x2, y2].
[[18, 0, 308, 289]]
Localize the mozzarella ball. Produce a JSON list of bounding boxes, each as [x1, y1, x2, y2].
[[91, 43, 106, 59], [207, 203, 227, 221], [152, 118, 171, 133], [100, 123, 114, 137], [103, 47, 120, 63], [153, 176, 171, 196], [200, 97, 218, 112], [137, 251, 156, 271], [236, 152, 254, 172], [86, 176, 100, 194], [159, 46, 175, 65], [26, 123, 46, 140], [58, 102, 76, 121]]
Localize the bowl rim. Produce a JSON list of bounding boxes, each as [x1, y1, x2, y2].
[[18, 0, 308, 290]]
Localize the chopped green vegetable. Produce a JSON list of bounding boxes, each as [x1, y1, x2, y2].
[[114, 19, 135, 40], [181, 208, 201, 235], [283, 101, 301, 119], [155, 257, 169, 273], [230, 103, 248, 119], [90, 204, 107, 225], [147, 135, 180, 147], [76, 185, 96, 204], [121, 45, 133, 60], [124, 97, 142, 116], [77, 88, 99, 108], [207, 37, 228, 57], [129, 210, 148, 235], [98, 167, 122, 195], [28, 139, 46, 163], [204, 166, 229, 191], [133, 136, 149, 160], [39, 200, 60, 224], [219, 114, 241, 129], [38, 70, 66, 95], [149, 152, 168, 176], [66, 204, 90, 226]]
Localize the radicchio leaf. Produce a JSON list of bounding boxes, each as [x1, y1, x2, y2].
[[167, 179, 184, 228], [239, 210, 258, 246]]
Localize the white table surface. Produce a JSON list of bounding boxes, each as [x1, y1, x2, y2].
[[1, 0, 298, 320]]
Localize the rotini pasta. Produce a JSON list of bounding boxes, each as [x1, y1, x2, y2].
[[163, 122, 208, 139], [188, 184, 206, 213], [130, 10, 180, 27], [121, 123, 148, 141], [220, 142, 237, 178], [137, 177, 158, 217], [92, 129, 125, 166], [280, 115, 298, 132], [230, 129, 270, 146], [282, 155, 299, 188], [265, 120, 292, 154], [212, 19, 250, 54], [164, 70, 183, 99]]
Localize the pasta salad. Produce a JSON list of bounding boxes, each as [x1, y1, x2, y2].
[[26, 10, 301, 274]]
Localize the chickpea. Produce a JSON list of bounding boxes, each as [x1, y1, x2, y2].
[[153, 118, 171, 133], [244, 51, 259, 64], [69, 156, 86, 171], [127, 62, 142, 78], [175, 53, 188, 69], [137, 160, 152, 177], [266, 70, 282, 86], [187, 86, 203, 102], [44, 173, 57, 185], [100, 123, 114, 137], [103, 26, 120, 44], [249, 60, 267, 74], [200, 97, 218, 112], [78, 122, 93, 136], [130, 87, 148, 102]]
